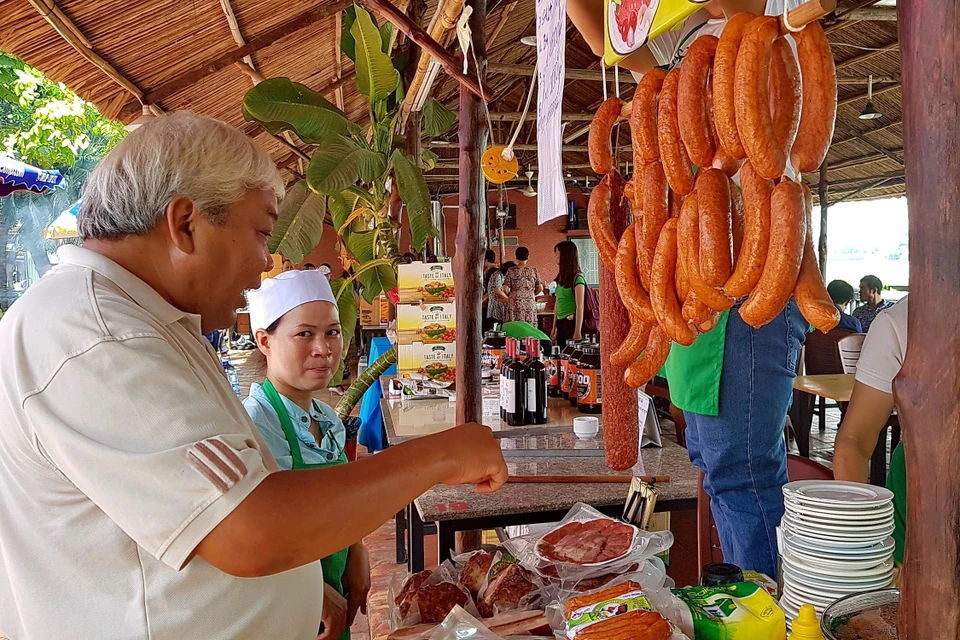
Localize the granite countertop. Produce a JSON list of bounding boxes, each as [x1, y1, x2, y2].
[[415, 441, 698, 522]]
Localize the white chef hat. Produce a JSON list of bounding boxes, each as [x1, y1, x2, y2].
[[248, 270, 338, 332]]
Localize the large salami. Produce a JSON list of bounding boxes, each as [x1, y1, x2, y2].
[[599, 171, 639, 471]]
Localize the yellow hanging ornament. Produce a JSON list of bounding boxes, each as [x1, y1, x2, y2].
[[481, 146, 520, 184]]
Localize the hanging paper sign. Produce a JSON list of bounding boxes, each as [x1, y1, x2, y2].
[[535, 0, 568, 225], [603, 0, 706, 67]]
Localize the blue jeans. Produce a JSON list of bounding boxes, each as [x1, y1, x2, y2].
[[684, 299, 806, 577]]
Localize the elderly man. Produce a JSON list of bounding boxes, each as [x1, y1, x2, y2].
[[0, 112, 507, 640]]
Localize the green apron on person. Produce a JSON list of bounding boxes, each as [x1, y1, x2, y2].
[[260, 378, 351, 640]]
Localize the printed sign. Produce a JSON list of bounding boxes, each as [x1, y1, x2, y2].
[[603, 0, 705, 66], [535, 0, 568, 225]]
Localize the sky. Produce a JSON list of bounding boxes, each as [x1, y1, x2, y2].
[[813, 196, 909, 297]]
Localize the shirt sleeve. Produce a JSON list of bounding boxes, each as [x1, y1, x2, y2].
[[243, 396, 295, 471], [854, 311, 904, 394], [23, 336, 272, 571]]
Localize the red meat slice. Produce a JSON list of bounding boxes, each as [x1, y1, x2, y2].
[[537, 519, 635, 565], [459, 551, 496, 596], [415, 582, 469, 624], [396, 570, 432, 619], [477, 564, 537, 618]]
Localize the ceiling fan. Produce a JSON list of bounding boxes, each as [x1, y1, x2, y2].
[[521, 170, 537, 197]]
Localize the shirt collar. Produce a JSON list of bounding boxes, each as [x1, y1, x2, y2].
[[57, 245, 197, 328], [250, 382, 328, 424]]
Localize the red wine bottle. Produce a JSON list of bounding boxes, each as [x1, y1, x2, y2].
[[525, 338, 548, 425], [503, 338, 528, 426]]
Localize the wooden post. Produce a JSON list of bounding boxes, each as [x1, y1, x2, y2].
[[453, 0, 487, 555], [894, 2, 960, 638], [818, 161, 828, 278]]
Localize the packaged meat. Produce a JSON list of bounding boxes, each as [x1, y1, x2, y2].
[[417, 583, 470, 624], [459, 551, 497, 597], [397, 570, 433, 619], [477, 560, 539, 618], [562, 579, 686, 640], [392, 562, 481, 628], [503, 504, 673, 583]]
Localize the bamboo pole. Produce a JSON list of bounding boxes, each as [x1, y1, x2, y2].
[[334, 11, 345, 111], [896, 1, 960, 634], [487, 1, 518, 49], [818, 162, 829, 277], [400, 0, 465, 123], [453, 0, 487, 556], [356, 0, 488, 100]]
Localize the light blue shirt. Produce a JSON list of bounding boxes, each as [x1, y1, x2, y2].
[[243, 382, 346, 470]]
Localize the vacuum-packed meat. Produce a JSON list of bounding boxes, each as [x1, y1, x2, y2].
[[537, 519, 636, 565]]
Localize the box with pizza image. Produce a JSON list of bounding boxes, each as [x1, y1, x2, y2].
[[398, 341, 457, 383], [397, 261, 455, 303], [397, 302, 457, 344], [603, 0, 702, 67]]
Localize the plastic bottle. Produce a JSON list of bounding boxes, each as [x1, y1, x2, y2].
[[547, 345, 562, 397], [482, 330, 506, 382], [788, 604, 823, 640], [524, 338, 548, 425], [558, 339, 579, 400], [576, 344, 602, 414], [222, 358, 241, 399], [568, 340, 585, 407]]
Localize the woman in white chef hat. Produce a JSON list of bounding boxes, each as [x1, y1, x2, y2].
[[244, 269, 369, 640]]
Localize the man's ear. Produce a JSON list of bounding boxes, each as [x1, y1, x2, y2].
[[164, 196, 199, 254]]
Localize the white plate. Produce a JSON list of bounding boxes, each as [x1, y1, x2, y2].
[[781, 585, 836, 609], [782, 554, 895, 582], [782, 579, 859, 603], [784, 509, 894, 527], [782, 547, 892, 575], [782, 531, 895, 557], [783, 524, 894, 547], [784, 502, 894, 521], [783, 481, 893, 509], [783, 566, 893, 592], [782, 517, 895, 538]]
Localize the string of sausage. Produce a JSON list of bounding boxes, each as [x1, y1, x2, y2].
[[791, 21, 837, 173], [794, 183, 841, 332]]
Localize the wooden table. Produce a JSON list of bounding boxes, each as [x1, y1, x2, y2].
[[792, 373, 893, 486]]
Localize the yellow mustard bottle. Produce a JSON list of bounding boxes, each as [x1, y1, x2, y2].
[[789, 604, 824, 640]]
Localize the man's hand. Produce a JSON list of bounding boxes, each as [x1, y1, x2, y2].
[[433, 423, 508, 493], [319, 583, 348, 640], [342, 543, 371, 625]]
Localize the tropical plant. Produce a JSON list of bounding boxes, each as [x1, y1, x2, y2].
[[242, 3, 457, 395]]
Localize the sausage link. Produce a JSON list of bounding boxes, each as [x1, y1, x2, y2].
[[675, 229, 691, 304], [725, 161, 772, 298], [589, 97, 624, 175], [678, 35, 719, 168], [712, 144, 745, 177], [678, 192, 736, 312], [696, 169, 733, 288], [658, 69, 695, 196], [669, 189, 685, 219], [791, 21, 837, 173], [615, 224, 657, 324], [714, 13, 756, 159], [795, 183, 840, 332], [624, 326, 672, 388], [770, 36, 801, 156], [730, 176, 745, 260], [651, 218, 697, 346], [739, 177, 806, 328], [638, 161, 669, 288], [588, 174, 620, 272], [682, 292, 722, 333], [734, 17, 788, 180], [631, 69, 667, 169], [611, 320, 654, 366]]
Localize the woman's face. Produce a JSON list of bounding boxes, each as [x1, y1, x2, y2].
[[257, 300, 343, 391]]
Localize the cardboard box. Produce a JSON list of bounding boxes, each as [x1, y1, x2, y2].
[[398, 341, 457, 382], [397, 261, 455, 303], [397, 302, 457, 344], [359, 295, 389, 328]]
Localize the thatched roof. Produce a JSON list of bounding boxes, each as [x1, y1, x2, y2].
[[0, 0, 903, 205]]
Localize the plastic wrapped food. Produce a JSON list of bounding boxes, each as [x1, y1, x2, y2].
[[647, 581, 786, 640], [460, 551, 497, 597], [392, 562, 480, 628], [477, 562, 538, 618], [397, 570, 433, 619], [562, 579, 686, 640], [418, 583, 470, 624], [537, 519, 637, 566]]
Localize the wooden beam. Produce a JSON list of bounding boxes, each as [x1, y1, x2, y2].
[[897, 0, 960, 631], [24, 0, 146, 103], [837, 6, 896, 20], [855, 138, 905, 167], [828, 147, 903, 170], [835, 41, 900, 71], [831, 118, 902, 146], [334, 10, 345, 111], [135, 0, 354, 108], [357, 0, 488, 100], [486, 112, 595, 122], [426, 141, 589, 153], [808, 170, 903, 190], [487, 62, 638, 84], [827, 175, 899, 206], [487, 1, 518, 49], [818, 162, 828, 276], [837, 82, 900, 107]]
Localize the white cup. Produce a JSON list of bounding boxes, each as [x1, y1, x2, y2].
[[573, 416, 599, 440]]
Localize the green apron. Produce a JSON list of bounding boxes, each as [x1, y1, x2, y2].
[[261, 379, 351, 640]]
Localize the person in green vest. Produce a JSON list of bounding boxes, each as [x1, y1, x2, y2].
[[244, 270, 369, 640]]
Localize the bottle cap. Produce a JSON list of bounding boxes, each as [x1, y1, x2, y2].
[[700, 563, 744, 587], [789, 604, 823, 640]]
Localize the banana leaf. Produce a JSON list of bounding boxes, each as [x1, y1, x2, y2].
[[243, 78, 351, 145], [270, 180, 326, 262], [351, 4, 398, 102], [307, 135, 387, 195], [391, 150, 438, 251]]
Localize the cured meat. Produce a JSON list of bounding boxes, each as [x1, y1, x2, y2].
[[477, 563, 538, 618], [589, 98, 624, 175], [537, 519, 636, 565], [588, 174, 621, 272], [791, 21, 837, 173], [678, 192, 735, 313], [724, 161, 772, 298], [396, 570, 432, 619], [678, 35, 719, 167], [795, 183, 840, 332], [658, 69, 695, 196], [630, 68, 667, 168], [459, 551, 496, 597], [416, 582, 469, 624], [565, 582, 672, 640], [713, 12, 756, 159]]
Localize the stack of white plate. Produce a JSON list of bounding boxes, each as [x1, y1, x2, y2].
[[777, 480, 896, 624]]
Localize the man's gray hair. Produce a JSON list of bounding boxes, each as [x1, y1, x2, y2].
[[78, 111, 285, 240]]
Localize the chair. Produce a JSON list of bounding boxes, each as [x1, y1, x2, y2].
[[837, 334, 866, 374], [802, 329, 857, 432], [697, 455, 833, 569]]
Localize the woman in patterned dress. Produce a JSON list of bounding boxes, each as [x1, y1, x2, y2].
[[502, 247, 544, 325]]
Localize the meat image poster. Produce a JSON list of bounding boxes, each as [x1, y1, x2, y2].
[[603, 0, 705, 66]]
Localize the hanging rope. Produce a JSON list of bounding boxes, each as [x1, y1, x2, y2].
[[456, 5, 497, 144], [501, 61, 538, 162], [601, 60, 608, 100]]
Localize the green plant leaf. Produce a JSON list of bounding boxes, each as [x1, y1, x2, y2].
[[419, 148, 440, 172], [351, 5, 399, 102], [391, 150, 438, 251], [379, 22, 394, 54], [329, 187, 376, 232], [341, 230, 397, 301], [269, 181, 327, 262], [341, 5, 358, 63], [242, 78, 351, 144], [329, 276, 359, 385], [422, 98, 457, 136], [307, 135, 387, 195]]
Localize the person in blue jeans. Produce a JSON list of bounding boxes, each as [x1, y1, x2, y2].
[[663, 300, 807, 577]]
